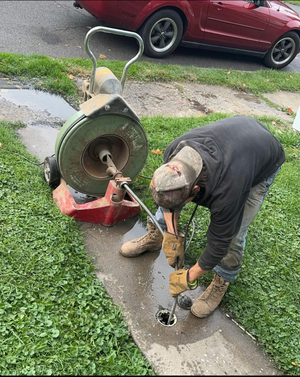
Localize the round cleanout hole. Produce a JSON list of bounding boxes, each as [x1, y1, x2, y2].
[[156, 309, 177, 327]]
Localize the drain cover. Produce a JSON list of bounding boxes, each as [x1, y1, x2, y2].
[[156, 309, 177, 327]]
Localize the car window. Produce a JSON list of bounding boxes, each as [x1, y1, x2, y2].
[[245, 0, 267, 6]]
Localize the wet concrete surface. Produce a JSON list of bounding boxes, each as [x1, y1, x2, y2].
[[0, 77, 288, 375], [82, 219, 279, 375]]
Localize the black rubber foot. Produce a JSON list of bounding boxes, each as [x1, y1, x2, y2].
[[178, 295, 193, 310]]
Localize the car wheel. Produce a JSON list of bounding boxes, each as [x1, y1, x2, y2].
[[139, 9, 183, 58], [263, 31, 300, 69]]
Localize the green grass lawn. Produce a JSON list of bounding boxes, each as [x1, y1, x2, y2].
[[0, 52, 300, 375]]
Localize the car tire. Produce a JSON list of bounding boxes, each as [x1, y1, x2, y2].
[[139, 9, 183, 58], [263, 31, 300, 69]]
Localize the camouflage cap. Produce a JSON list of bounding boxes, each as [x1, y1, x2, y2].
[[149, 146, 203, 211]]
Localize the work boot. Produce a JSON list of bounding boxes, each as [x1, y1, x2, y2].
[[191, 273, 229, 318], [120, 219, 163, 257]]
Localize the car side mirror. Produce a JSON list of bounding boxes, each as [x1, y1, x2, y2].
[[244, 0, 262, 9], [254, 0, 263, 6]]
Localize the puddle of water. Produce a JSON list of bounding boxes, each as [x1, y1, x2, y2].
[[0, 89, 76, 120]]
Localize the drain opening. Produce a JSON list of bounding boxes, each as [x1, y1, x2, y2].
[[156, 309, 177, 327]]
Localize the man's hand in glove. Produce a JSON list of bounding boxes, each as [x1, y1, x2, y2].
[[169, 269, 198, 297], [162, 231, 185, 268]]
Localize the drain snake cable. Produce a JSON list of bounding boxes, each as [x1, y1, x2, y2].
[[167, 203, 198, 325], [123, 181, 198, 325], [0, 148, 53, 166]]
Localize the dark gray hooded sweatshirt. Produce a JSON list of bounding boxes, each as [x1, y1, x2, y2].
[[164, 116, 285, 270]]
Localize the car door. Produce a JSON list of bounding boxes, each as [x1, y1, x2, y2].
[[203, 0, 270, 50]]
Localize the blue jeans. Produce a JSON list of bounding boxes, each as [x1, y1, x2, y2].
[[152, 167, 281, 282]]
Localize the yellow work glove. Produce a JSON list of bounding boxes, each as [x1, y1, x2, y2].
[[162, 231, 185, 268], [169, 269, 198, 297]]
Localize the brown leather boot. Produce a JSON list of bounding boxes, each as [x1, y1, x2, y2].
[[120, 220, 163, 257], [191, 273, 229, 318]]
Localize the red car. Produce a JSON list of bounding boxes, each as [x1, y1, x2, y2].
[[74, 0, 300, 69]]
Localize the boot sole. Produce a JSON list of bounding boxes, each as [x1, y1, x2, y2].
[[119, 248, 161, 258]]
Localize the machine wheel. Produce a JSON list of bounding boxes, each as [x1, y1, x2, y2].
[[139, 9, 183, 58], [263, 31, 300, 69], [44, 156, 61, 188]]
